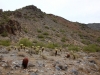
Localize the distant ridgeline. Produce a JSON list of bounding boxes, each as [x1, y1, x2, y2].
[[87, 23, 100, 31]]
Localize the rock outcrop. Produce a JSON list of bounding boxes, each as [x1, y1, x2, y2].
[[0, 20, 21, 35], [22, 5, 40, 11], [13, 11, 22, 18]]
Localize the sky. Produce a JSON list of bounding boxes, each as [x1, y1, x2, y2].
[[0, 0, 100, 24]]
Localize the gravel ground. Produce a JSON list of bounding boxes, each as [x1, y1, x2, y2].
[[0, 47, 100, 75]]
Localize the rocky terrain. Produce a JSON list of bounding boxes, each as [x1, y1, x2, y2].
[[0, 46, 100, 75], [0, 5, 100, 75], [87, 23, 100, 31]]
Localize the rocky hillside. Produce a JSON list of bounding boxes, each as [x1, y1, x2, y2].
[[87, 23, 100, 30], [0, 5, 100, 47], [0, 5, 100, 75]]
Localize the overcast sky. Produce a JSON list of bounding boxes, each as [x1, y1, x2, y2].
[[0, 0, 100, 24]]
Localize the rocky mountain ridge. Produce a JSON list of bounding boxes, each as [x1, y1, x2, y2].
[[0, 5, 100, 75], [0, 5, 100, 47], [87, 23, 100, 30]]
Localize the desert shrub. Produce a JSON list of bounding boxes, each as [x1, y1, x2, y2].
[[1, 31, 8, 37], [61, 37, 68, 42], [78, 33, 89, 39], [37, 29, 42, 33], [53, 19, 57, 23], [0, 40, 11, 46], [52, 28, 56, 31], [34, 42, 45, 47], [37, 35, 44, 38], [0, 13, 10, 23], [18, 38, 33, 47], [55, 34, 60, 37], [81, 39, 91, 45], [38, 14, 44, 18], [83, 44, 100, 52], [46, 43, 59, 49], [40, 38, 45, 41], [97, 37, 100, 42], [33, 18, 37, 21], [43, 32, 49, 35], [23, 28, 28, 33], [33, 40, 38, 43], [62, 44, 68, 48], [46, 36, 52, 39], [68, 45, 80, 51], [45, 26, 49, 29], [78, 33, 84, 39], [60, 29, 65, 33]]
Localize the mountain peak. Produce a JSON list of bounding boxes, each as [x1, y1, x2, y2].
[[22, 5, 42, 12], [22, 5, 37, 9]]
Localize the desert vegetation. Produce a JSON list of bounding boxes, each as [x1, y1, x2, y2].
[[83, 44, 100, 52], [18, 38, 33, 47], [0, 5, 100, 75], [0, 40, 11, 46]]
